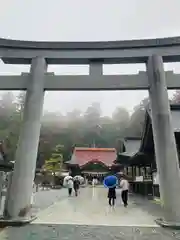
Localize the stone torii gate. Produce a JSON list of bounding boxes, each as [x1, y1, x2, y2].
[[1, 37, 180, 226]]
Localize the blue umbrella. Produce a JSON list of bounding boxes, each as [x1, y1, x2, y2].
[[103, 175, 118, 188]]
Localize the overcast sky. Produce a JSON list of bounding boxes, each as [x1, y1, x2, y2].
[[0, 0, 180, 116]]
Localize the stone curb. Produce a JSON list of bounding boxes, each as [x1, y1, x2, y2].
[[155, 218, 180, 230], [0, 216, 37, 228]]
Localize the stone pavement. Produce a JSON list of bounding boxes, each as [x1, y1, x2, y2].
[[0, 188, 67, 216], [1, 187, 180, 240], [33, 187, 158, 226], [31, 188, 68, 215]]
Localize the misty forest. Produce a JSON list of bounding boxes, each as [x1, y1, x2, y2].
[[0, 90, 180, 170]]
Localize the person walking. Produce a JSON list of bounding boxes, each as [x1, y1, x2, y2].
[[67, 178, 73, 196], [120, 176, 129, 207], [31, 182, 36, 207], [92, 178, 95, 187], [73, 179, 80, 196], [108, 186, 116, 206]]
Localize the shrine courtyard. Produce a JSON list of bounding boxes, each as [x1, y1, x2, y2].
[[0, 187, 180, 240]]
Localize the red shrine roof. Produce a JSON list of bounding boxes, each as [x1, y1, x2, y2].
[[68, 147, 117, 167]]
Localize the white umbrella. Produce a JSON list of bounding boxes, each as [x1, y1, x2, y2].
[[73, 175, 81, 180], [63, 175, 73, 187], [64, 175, 73, 181], [74, 176, 84, 184]]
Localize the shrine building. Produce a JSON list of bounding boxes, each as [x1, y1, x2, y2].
[[66, 147, 121, 182]]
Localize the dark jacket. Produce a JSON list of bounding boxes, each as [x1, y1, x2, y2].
[[73, 179, 80, 190], [108, 187, 116, 199]]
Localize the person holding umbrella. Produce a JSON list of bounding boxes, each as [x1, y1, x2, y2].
[[64, 176, 73, 196], [73, 176, 81, 196], [107, 186, 116, 206], [103, 175, 118, 207]]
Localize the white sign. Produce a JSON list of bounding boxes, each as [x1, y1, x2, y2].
[[135, 176, 143, 182]]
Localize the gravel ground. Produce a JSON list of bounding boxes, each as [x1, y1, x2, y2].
[[1, 224, 180, 240]]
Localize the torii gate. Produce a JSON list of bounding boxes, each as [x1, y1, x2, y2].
[[1, 37, 180, 226]]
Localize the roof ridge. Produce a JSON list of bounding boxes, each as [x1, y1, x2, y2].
[[74, 147, 116, 151]]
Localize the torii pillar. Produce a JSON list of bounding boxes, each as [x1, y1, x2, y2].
[[6, 57, 46, 219], [147, 55, 180, 225]]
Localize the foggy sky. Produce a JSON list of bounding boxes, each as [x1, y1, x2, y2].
[[0, 0, 180, 116]]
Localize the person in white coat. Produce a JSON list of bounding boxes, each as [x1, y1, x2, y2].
[[67, 179, 73, 196], [92, 178, 95, 187], [120, 177, 129, 207]]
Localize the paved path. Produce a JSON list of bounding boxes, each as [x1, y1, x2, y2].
[[33, 187, 158, 227], [1, 187, 180, 240], [32, 188, 67, 215], [0, 188, 67, 216]]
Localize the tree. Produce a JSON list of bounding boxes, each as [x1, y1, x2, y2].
[[115, 139, 126, 154], [112, 107, 130, 123], [44, 157, 63, 174], [112, 107, 130, 136], [0, 92, 16, 112], [0, 92, 23, 161], [127, 97, 149, 137], [84, 102, 101, 126], [43, 144, 64, 184], [66, 109, 82, 122], [0, 91, 151, 170]]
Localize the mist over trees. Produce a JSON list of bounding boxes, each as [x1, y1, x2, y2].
[[0, 91, 149, 169]]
